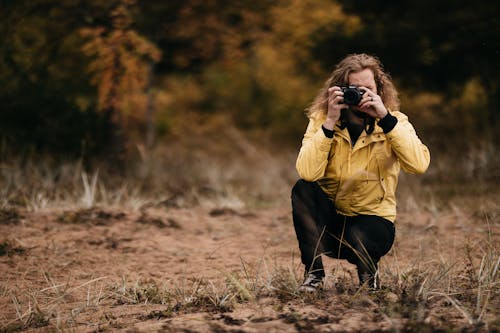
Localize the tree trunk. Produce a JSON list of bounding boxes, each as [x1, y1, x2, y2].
[[145, 62, 155, 149]]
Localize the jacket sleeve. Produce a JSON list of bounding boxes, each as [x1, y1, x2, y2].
[[385, 112, 430, 174], [295, 116, 334, 181]]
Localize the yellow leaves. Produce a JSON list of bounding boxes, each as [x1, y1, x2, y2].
[[400, 90, 443, 124], [79, 0, 162, 143], [125, 30, 162, 62], [262, 0, 362, 80], [459, 78, 487, 109], [162, 0, 366, 131], [80, 28, 161, 111], [253, 43, 313, 104], [448, 78, 489, 135], [271, 0, 361, 45], [170, 1, 273, 67]]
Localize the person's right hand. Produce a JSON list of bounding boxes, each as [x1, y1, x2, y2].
[[323, 86, 346, 130]]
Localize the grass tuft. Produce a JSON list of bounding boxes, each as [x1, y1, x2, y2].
[[0, 240, 26, 257]]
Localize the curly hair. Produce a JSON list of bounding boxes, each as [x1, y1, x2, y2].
[[307, 53, 400, 117]]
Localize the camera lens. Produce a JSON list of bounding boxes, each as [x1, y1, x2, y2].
[[342, 87, 362, 105]]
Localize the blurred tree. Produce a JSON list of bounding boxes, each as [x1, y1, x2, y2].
[[80, 0, 161, 158], [242, 0, 360, 135], [0, 0, 104, 155], [1, 0, 497, 157], [0, 0, 162, 156], [333, 0, 500, 133], [139, 0, 360, 140]]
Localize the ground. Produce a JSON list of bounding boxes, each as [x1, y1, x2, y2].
[[0, 202, 498, 332]]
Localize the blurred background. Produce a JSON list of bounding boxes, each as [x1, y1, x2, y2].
[[0, 0, 499, 210]]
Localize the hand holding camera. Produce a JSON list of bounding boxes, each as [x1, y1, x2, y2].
[[344, 86, 388, 119], [324, 86, 346, 130], [341, 86, 365, 105], [324, 85, 388, 131]]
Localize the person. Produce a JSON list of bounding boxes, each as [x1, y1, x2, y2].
[[291, 53, 430, 291]]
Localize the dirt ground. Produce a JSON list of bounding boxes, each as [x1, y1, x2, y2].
[[0, 201, 498, 332]]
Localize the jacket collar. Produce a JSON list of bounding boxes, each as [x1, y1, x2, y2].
[[314, 111, 385, 144], [334, 120, 385, 150]]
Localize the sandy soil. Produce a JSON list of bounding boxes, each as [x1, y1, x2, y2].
[[0, 202, 498, 332]]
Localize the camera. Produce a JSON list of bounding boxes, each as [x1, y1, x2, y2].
[[341, 86, 365, 105]]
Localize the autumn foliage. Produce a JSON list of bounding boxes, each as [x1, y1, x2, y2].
[[0, 0, 498, 157]]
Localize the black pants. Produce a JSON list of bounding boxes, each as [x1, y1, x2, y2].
[[291, 179, 395, 286]]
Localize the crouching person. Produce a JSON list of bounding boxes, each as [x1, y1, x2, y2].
[[291, 53, 430, 291]]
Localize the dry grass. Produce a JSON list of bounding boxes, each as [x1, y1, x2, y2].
[[0, 126, 298, 213], [1, 229, 498, 332], [0, 128, 499, 332]]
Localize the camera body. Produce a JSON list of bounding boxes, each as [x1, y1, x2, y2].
[[341, 86, 365, 105]]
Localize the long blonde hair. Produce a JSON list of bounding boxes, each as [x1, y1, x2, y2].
[[307, 53, 399, 117]]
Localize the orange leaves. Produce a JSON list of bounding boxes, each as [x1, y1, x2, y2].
[[80, 1, 161, 140]]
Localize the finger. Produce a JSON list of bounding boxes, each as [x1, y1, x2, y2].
[[329, 98, 346, 109], [329, 99, 345, 108], [328, 90, 343, 98], [328, 92, 344, 103], [330, 89, 343, 96], [363, 96, 375, 104], [357, 106, 376, 117], [359, 100, 375, 109], [361, 92, 379, 106], [358, 86, 374, 95]]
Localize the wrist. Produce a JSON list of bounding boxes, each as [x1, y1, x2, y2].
[[378, 109, 388, 119], [378, 112, 397, 133], [321, 125, 334, 138], [323, 118, 338, 130]]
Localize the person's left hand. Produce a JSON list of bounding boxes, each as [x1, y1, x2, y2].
[[357, 86, 388, 119]]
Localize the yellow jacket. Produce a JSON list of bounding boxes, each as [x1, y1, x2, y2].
[[296, 111, 430, 222]]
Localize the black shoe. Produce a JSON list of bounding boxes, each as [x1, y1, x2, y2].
[[359, 270, 380, 290], [299, 273, 324, 292]]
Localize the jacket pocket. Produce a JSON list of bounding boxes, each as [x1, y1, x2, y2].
[[350, 170, 385, 209], [376, 153, 388, 202]]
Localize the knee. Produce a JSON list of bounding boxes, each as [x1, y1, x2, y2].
[[347, 227, 367, 248]]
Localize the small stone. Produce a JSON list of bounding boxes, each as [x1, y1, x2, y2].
[[385, 292, 399, 302]]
